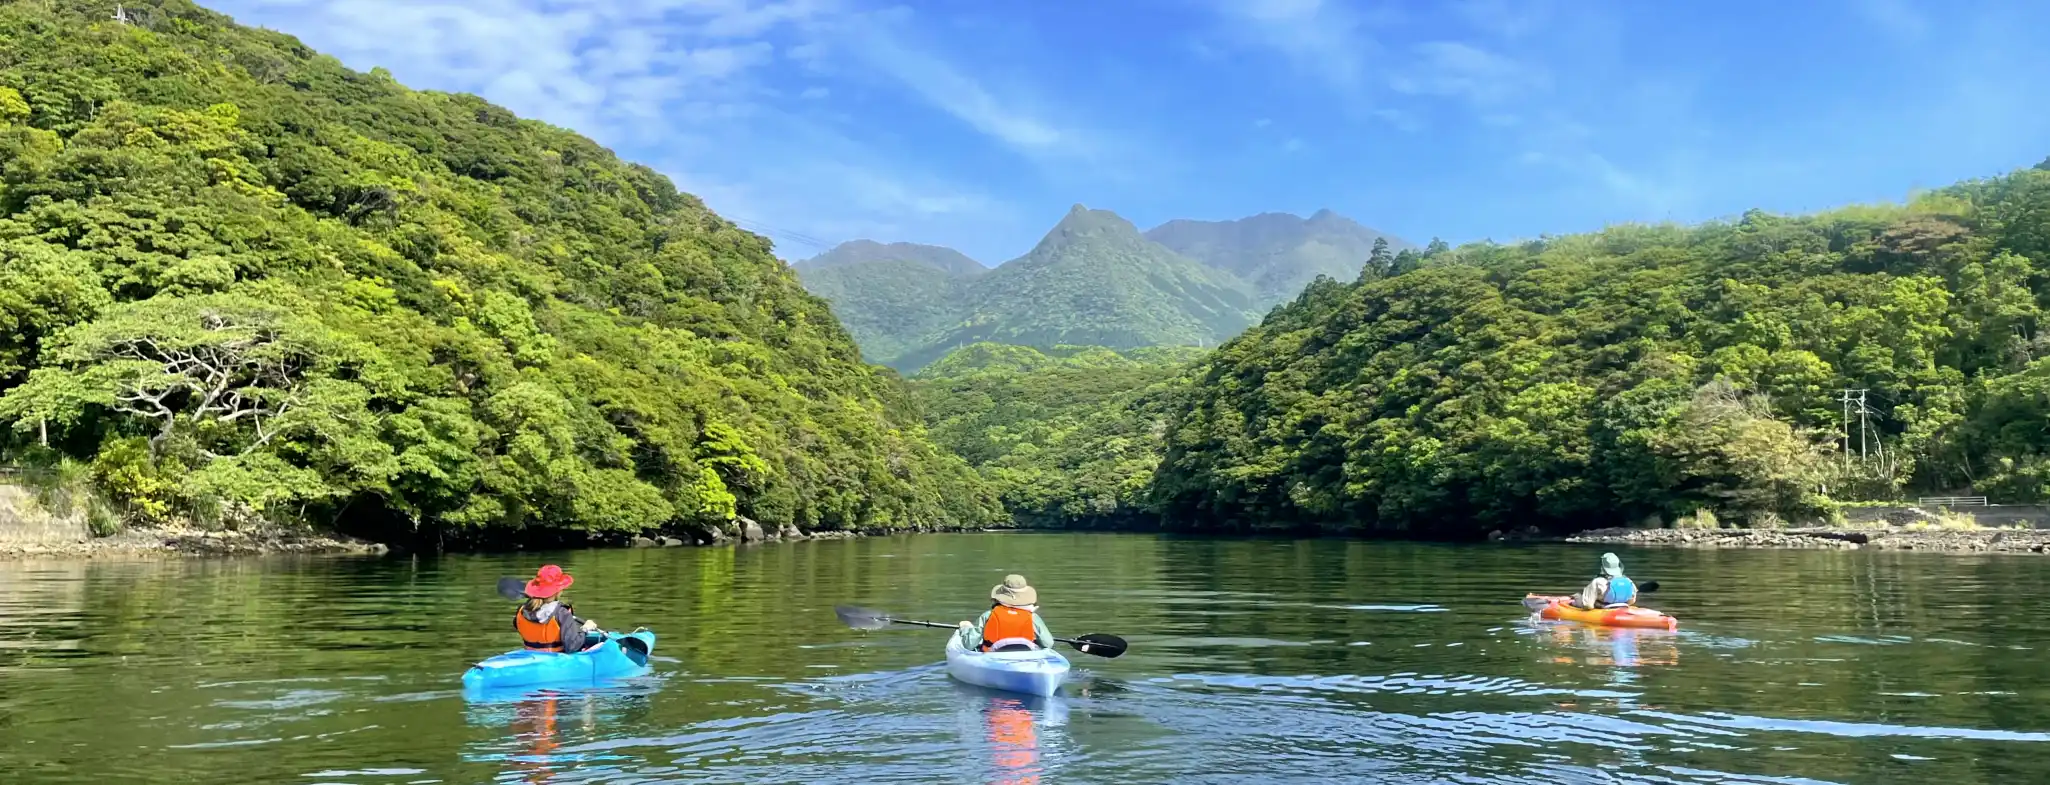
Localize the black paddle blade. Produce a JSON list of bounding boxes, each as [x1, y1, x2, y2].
[[1066, 633, 1128, 659], [1640, 581, 1661, 593], [619, 634, 651, 665], [496, 577, 527, 601], [835, 605, 895, 631]]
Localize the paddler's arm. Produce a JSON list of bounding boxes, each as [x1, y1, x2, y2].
[[1573, 577, 1607, 610], [957, 609, 993, 649], [555, 604, 588, 652], [1032, 614, 1055, 650]]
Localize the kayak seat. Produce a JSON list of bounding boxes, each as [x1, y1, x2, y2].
[[986, 636, 1039, 653]]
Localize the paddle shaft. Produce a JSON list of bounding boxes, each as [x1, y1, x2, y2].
[[879, 616, 1097, 649]]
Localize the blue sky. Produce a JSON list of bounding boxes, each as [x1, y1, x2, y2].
[[210, 0, 2050, 265]]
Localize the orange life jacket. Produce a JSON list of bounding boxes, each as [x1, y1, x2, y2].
[[515, 605, 564, 651], [980, 605, 1039, 652]]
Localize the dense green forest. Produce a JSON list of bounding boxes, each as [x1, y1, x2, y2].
[[0, 0, 1002, 544], [910, 343, 1202, 528], [1155, 165, 2050, 536]]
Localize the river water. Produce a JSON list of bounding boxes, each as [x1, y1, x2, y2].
[[4, 533, 2048, 783]]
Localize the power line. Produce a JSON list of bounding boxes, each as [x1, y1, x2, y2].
[[725, 215, 836, 254]]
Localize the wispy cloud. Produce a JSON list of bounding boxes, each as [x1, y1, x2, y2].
[[208, 0, 1046, 259], [1388, 41, 1547, 110], [1210, 0, 1382, 94], [1848, 0, 1928, 41], [792, 7, 1127, 169]]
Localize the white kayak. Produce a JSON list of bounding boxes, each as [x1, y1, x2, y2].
[[944, 633, 1070, 697]]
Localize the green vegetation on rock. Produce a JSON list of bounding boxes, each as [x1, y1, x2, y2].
[[0, 0, 1000, 543]]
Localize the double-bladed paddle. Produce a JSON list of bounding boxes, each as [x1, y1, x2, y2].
[[834, 605, 1129, 659]]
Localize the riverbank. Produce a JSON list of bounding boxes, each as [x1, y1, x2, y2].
[[0, 523, 391, 558], [1562, 526, 2050, 554], [0, 514, 884, 559]]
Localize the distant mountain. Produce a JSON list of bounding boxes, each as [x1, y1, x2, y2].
[[1145, 209, 1412, 301], [794, 206, 1407, 371], [797, 260, 967, 367], [797, 240, 985, 276], [892, 205, 1260, 371]]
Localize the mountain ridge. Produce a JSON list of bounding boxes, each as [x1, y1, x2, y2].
[[795, 239, 985, 276], [797, 206, 1409, 370], [1144, 210, 1412, 301]]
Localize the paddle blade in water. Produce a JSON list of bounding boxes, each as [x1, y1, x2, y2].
[[1639, 581, 1661, 593], [496, 577, 527, 601], [1067, 633, 1128, 659], [835, 605, 895, 631]]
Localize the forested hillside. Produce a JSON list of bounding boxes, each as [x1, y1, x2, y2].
[[911, 343, 1201, 528], [1155, 167, 2050, 537], [794, 257, 971, 369], [899, 206, 1259, 371], [0, 0, 1001, 544]]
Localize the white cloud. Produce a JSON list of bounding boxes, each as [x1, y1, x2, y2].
[[1212, 0, 1380, 93], [792, 8, 1109, 164], [1389, 41, 1546, 109], [205, 0, 1046, 255]]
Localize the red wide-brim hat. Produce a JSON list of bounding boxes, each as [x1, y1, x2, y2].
[[525, 564, 574, 598]]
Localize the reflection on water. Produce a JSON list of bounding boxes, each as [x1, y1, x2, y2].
[[5, 536, 2050, 783], [961, 689, 1065, 785]]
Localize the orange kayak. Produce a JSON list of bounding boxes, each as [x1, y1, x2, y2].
[[1522, 594, 1678, 631]]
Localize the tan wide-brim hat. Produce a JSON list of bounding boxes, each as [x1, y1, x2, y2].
[[990, 574, 1037, 607]]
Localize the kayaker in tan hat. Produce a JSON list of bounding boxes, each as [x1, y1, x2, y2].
[[956, 574, 1057, 652]]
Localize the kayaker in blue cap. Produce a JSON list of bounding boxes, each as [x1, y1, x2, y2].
[[957, 574, 1057, 652], [1570, 553, 1637, 610], [515, 564, 604, 652]]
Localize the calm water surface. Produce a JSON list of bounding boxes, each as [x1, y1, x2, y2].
[[4, 534, 2049, 783]]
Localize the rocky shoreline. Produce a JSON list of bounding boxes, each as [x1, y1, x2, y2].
[[1560, 526, 2050, 554], [0, 524, 391, 559], [0, 514, 893, 560]]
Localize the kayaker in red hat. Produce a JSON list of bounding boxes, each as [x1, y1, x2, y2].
[[515, 565, 604, 653], [957, 574, 1057, 653]]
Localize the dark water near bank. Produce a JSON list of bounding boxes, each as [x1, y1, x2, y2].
[[5, 534, 2049, 784]]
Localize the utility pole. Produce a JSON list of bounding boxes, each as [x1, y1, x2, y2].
[[1858, 389, 1870, 462], [1838, 388, 1871, 466], [112, 3, 131, 24]]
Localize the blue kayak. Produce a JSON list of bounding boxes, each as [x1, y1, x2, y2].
[[461, 630, 656, 692]]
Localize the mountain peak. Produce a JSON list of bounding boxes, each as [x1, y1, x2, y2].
[[1029, 204, 1141, 251]]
